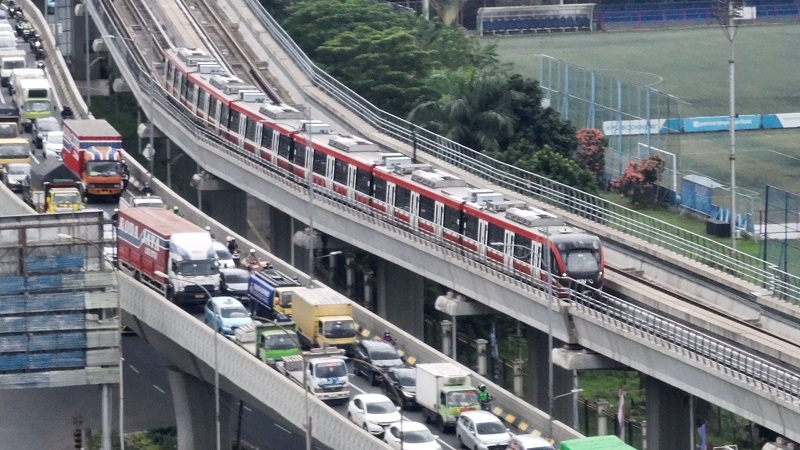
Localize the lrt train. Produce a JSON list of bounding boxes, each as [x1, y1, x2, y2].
[[162, 47, 605, 294]]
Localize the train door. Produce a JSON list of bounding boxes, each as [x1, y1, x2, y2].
[[502, 230, 515, 267], [325, 155, 335, 190], [409, 192, 419, 230], [346, 165, 357, 199], [434, 202, 444, 238], [189, 85, 198, 115], [386, 182, 396, 217], [477, 219, 488, 257]]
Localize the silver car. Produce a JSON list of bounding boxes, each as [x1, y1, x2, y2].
[[4, 162, 30, 192], [455, 410, 512, 450], [33, 116, 60, 149]]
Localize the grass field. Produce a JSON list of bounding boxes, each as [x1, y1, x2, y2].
[[485, 24, 800, 203]]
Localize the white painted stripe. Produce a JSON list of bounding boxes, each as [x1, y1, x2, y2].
[[274, 423, 292, 434], [129, 365, 140, 374], [152, 384, 165, 394], [243, 406, 252, 412]]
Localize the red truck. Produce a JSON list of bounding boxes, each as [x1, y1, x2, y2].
[[116, 208, 221, 303], [61, 119, 125, 201]]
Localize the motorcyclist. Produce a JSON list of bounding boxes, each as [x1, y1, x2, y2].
[[205, 226, 214, 239], [382, 330, 396, 346], [246, 249, 259, 267], [227, 237, 239, 254], [111, 208, 119, 227], [142, 184, 154, 196], [478, 384, 491, 410]]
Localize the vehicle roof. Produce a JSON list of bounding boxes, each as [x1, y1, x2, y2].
[[353, 393, 394, 403], [361, 339, 397, 351], [63, 119, 121, 138], [209, 296, 245, 308], [388, 366, 415, 375], [390, 420, 428, 432], [35, 116, 59, 125], [219, 267, 249, 276], [511, 434, 553, 447], [460, 410, 503, 423]]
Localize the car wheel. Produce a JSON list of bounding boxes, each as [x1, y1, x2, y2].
[[457, 434, 466, 449]]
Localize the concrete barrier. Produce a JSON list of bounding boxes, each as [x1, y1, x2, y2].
[[0, 181, 35, 215]]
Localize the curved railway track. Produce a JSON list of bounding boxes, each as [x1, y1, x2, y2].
[[95, 0, 800, 378]]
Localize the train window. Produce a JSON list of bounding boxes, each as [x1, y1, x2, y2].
[[487, 223, 504, 247], [443, 205, 460, 232], [294, 145, 307, 167], [564, 250, 600, 273], [245, 118, 257, 141], [313, 150, 327, 175], [355, 168, 371, 194], [229, 109, 241, 133], [209, 97, 218, 121], [277, 134, 292, 159], [166, 64, 173, 84], [261, 127, 273, 148], [395, 186, 411, 211], [513, 234, 532, 260], [197, 90, 207, 110], [173, 71, 181, 92], [220, 104, 230, 128], [333, 160, 348, 184], [418, 196, 434, 221], [180, 77, 190, 100], [189, 86, 197, 106], [373, 177, 386, 201], [463, 214, 478, 240]]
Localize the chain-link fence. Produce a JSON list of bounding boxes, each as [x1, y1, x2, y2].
[[539, 55, 682, 190], [762, 186, 800, 278]]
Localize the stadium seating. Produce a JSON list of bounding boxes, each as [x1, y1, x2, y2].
[[596, 0, 799, 29]]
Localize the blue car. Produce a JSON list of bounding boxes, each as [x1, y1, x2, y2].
[[203, 296, 253, 336]]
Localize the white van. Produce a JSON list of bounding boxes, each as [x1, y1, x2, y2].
[[8, 68, 45, 94], [0, 49, 25, 87], [0, 31, 15, 50], [0, 23, 13, 34]]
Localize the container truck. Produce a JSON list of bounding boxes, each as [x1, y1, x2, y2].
[[116, 207, 220, 303], [61, 119, 125, 201], [291, 287, 357, 349], [415, 363, 480, 433], [23, 157, 83, 213], [232, 321, 301, 365], [248, 268, 301, 320]]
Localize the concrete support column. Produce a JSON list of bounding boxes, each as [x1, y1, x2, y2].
[[345, 253, 356, 297], [440, 320, 452, 357], [512, 359, 524, 397], [596, 399, 610, 435], [363, 269, 374, 311], [525, 324, 573, 425], [643, 375, 690, 450], [641, 420, 648, 450], [374, 259, 424, 339], [268, 207, 294, 263], [168, 368, 232, 450], [475, 339, 488, 376]]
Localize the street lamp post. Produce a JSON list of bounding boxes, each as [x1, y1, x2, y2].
[[311, 250, 342, 286], [154, 271, 219, 450], [553, 388, 584, 402], [58, 233, 119, 450]]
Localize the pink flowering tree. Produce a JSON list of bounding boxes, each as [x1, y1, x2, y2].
[[609, 154, 666, 206], [575, 128, 607, 188]]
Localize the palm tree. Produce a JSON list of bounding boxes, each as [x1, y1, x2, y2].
[[408, 68, 514, 153], [430, 0, 467, 27]]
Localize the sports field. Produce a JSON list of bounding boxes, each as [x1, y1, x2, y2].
[[485, 24, 800, 203]]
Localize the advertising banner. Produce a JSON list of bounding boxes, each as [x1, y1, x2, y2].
[[682, 115, 761, 133], [762, 113, 800, 130], [602, 119, 666, 136]]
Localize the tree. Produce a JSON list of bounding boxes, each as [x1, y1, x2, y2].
[[507, 74, 577, 157], [575, 128, 608, 187], [430, 0, 467, 27], [515, 145, 598, 193], [610, 154, 666, 206], [408, 68, 514, 152]]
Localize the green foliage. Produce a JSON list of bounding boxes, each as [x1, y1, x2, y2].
[[610, 154, 666, 206], [430, 0, 465, 26], [517, 146, 598, 193], [507, 74, 577, 157]]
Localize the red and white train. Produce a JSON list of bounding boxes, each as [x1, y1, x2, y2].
[[163, 47, 604, 293]]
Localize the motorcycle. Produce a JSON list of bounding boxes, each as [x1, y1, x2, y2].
[[231, 250, 240, 268], [246, 257, 272, 272], [480, 396, 495, 412], [35, 60, 44, 70]]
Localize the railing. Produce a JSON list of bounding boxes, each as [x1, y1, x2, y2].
[[571, 289, 800, 406], [236, 0, 800, 305]]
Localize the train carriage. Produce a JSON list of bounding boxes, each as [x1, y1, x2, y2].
[[162, 47, 605, 295]]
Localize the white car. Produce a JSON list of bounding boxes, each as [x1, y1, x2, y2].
[[509, 434, 555, 450], [347, 393, 401, 438], [455, 410, 512, 450], [212, 241, 236, 269], [131, 195, 165, 208], [43, 130, 63, 159], [384, 420, 441, 450]]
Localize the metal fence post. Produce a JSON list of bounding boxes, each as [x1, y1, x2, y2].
[[596, 399, 610, 436]]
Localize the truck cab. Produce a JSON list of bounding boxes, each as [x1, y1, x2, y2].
[[248, 268, 301, 320], [0, 50, 25, 86], [256, 321, 301, 364], [14, 77, 52, 131], [416, 363, 480, 433], [45, 184, 83, 213]]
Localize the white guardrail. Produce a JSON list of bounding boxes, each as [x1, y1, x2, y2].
[[237, 0, 800, 305]]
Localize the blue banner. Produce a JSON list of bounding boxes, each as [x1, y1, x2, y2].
[[682, 115, 761, 133]]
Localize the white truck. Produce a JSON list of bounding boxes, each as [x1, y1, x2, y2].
[[14, 77, 52, 132], [415, 363, 481, 433], [0, 49, 25, 87], [276, 347, 350, 404]]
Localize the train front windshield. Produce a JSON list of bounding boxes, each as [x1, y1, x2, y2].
[[563, 249, 600, 274]]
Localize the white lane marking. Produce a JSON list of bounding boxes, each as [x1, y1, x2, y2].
[[767, 148, 800, 161], [274, 423, 292, 434], [152, 384, 166, 394], [30, 151, 39, 164], [437, 438, 457, 450], [243, 406, 252, 412], [129, 365, 140, 374]]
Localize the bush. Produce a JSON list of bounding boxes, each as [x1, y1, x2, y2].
[[609, 154, 666, 206]]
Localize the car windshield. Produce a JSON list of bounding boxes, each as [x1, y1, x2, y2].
[[446, 390, 479, 407], [7, 165, 29, 175], [278, 291, 292, 307], [5, 60, 23, 70], [262, 333, 298, 351], [394, 371, 415, 387], [0, 144, 28, 157], [476, 420, 506, 435], [322, 319, 356, 338], [564, 249, 599, 273], [403, 429, 435, 443], [176, 260, 219, 276], [370, 349, 399, 361], [223, 272, 248, 284], [86, 161, 120, 176], [53, 192, 80, 204], [314, 362, 347, 378], [216, 248, 232, 260], [0, 123, 17, 138], [46, 133, 62, 144], [26, 100, 50, 112], [365, 400, 396, 414], [220, 306, 249, 319], [37, 120, 59, 133]]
